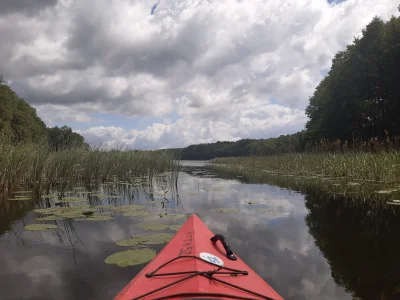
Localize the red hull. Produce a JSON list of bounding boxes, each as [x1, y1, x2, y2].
[[115, 214, 284, 300]]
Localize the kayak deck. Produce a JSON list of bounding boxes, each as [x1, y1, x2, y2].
[[114, 214, 283, 300]]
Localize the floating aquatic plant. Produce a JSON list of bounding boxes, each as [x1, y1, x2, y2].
[[33, 208, 60, 214], [161, 214, 185, 220], [36, 216, 59, 221], [116, 233, 174, 246], [112, 205, 146, 212], [41, 194, 57, 198], [25, 224, 57, 231], [211, 208, 240, 213], [57, 197, 87, 203], [136, 223, 170, 231], [374, 190, 393, 194], [123, 211, 151, 217], [169, 225, 182, 231], [8, 197, 32, 201], [77, 216, 113, 221], [104, 249, 156, 267], [82, 211, 94, 216]]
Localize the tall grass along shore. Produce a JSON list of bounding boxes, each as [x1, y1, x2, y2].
[[0, 142, 178, 195], [212, 152, 400, 182]]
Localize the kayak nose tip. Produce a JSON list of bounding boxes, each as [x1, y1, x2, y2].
[[227, 253, 237, 260]]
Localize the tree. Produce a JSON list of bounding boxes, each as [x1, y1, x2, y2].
[[0, 80, 46, 143], [47, 126, 88, 151], [306, 16, 400, 144]]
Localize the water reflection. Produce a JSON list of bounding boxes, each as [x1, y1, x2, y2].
[[0, 163, 399, 299]]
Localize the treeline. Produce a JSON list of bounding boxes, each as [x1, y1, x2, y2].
[[0, 76, 87, 150], [166, 132, 307, 160], [168, 15, 400, 160], [306, 16, 400, 142]]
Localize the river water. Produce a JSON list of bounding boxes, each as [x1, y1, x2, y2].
[[0, 161, 399, 300]]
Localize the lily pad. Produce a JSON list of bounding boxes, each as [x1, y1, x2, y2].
[[211, 208, 240, 213], [136, 223, 170, 231], [374, 190, 393, 194], [347, 182, 360, 186], [41, 194, 57, 198], [123, 211, 152, 217], [13, 191, 33, 194], [386, 201, 400, 205], [58, 197, 87, 203], [54, 212, 86, 218], [161, 214, 185, 220], [33, 208, 60, 214], [112, 205, 146, 212], [25, 224, 57, 231], [92, 194, 107, 198], [82, 211, 94, 216], [77, 216, 113, 221], [169, 224, 182, 231], [37, 216, 59, 221], [116, 233, 174, 246], [105, 249, 156, 267], [8, 197, 32, 201]]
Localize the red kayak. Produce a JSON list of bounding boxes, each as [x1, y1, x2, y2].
[[115, 214, 284, 300]]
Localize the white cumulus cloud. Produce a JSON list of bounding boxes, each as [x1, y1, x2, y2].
[[0, 0, 398, 148]]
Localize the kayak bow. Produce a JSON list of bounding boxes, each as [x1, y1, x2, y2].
[[115, 214, 284, 300]]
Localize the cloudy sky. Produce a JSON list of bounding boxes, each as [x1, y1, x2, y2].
[[1, 0, 398, 148]]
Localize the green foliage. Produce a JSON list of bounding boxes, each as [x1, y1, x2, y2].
[[165, 131, 307, 160], [47, 126, 88, 151], [0, 81, 46, 143], [104, 249, 156, 267], [0, 79, 87, 149], [306, 16, 400, 143], [212, 151, 400, 182], [0, 143, 175, 193]]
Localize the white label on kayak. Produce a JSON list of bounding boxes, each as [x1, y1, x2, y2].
[[199, 252, 224, 266]]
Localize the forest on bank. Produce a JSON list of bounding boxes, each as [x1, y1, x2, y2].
[[0, 75, 87, 150], [169, 15, 400, 160]]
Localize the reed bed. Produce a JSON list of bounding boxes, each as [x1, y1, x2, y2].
[[0, 142, 177, 194], [212, 152, 400, 182]]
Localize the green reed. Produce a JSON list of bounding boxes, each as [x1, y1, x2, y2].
[[212, 152, 400, 182], [0, 142, 176, 194]]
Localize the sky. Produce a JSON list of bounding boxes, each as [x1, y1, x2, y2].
[[0, 0, 398, 149]]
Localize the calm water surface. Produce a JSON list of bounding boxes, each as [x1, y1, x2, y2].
[[1, 161, 399, 300]]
